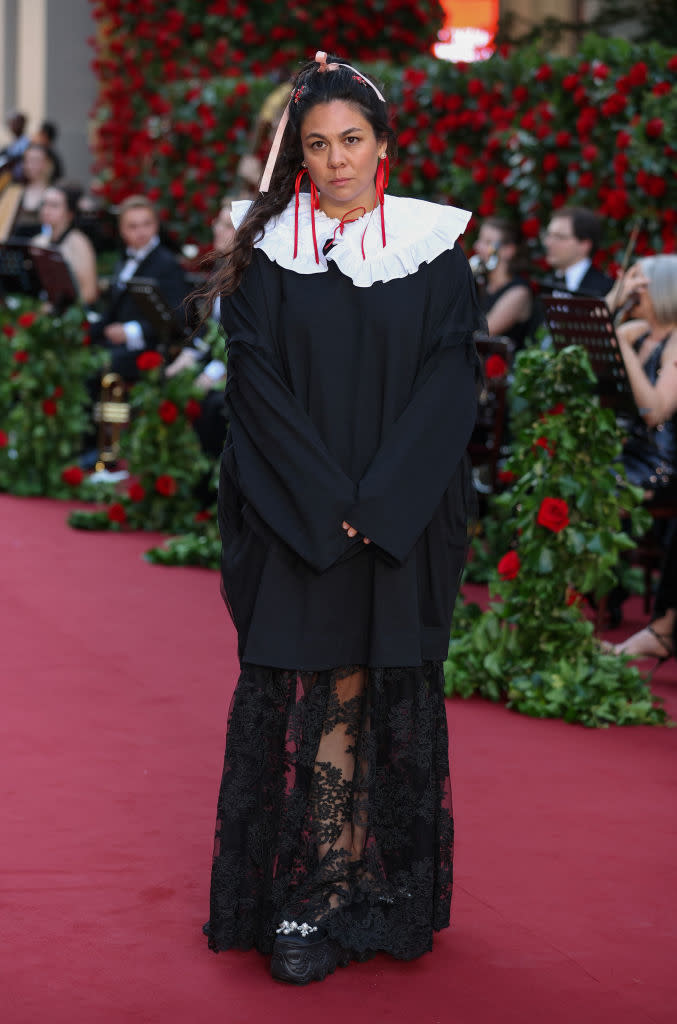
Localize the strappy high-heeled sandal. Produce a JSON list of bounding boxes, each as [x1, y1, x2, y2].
[[614, 624, 674, 670]]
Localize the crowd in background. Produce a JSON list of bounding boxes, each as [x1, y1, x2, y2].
[[2, 99, 677, 662]]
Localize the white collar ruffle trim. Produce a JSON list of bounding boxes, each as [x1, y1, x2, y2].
[[230, 194, 471, 288]]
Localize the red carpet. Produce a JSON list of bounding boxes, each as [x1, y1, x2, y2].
[[2, 493, 676, 1024]]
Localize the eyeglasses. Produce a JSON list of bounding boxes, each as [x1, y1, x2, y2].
[[542, 230, 575, 242]]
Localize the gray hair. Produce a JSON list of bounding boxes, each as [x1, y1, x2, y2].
[[639, 255, 677, 324]]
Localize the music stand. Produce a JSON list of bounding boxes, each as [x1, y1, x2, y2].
[[29, 245, 78, 313], [0, 240, 41, 299], [128, 277, 184, 352], [542, 294, 636, 416]]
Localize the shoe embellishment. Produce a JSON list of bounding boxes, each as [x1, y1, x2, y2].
[[276, 920, 318, 937]]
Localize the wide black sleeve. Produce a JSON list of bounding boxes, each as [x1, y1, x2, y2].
[[347, 246, 481, 565], [222, 253, 358, 573]]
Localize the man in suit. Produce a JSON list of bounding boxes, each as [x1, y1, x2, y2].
[[94, 194, 190, 380], [543, 206, 614, 297]]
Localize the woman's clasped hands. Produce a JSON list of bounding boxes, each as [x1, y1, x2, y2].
[[342, 521, 371, 544]]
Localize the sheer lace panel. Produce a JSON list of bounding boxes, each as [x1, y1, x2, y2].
[[206, 662, 453, 961]]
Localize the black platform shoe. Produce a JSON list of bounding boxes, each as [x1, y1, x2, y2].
[[271, 920, 349, 985]]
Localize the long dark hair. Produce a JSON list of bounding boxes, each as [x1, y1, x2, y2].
[[205, 56, 396, 307]]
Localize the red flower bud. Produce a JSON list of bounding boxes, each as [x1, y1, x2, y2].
[[497, 469, 516, 485], [128, 482, 145, 502], [42, 398, 58, 416], [108, 502, 127, 524], [136, 351, 164, 371], [537, 497, 570, 533], [61, 466, 84, 487], [17, 312, 37, 328], [158, 399, 179, 424], [13, 350, 29, 363], [497, 550, 521, 580], [2, 325, 15, 338], [155, 474, 177, 497], [184, 398, 202, 422], [646, 118, 664, 139], [485, 354, 508, 379]]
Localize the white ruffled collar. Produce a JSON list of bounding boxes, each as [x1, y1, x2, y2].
[[231, 194, 471, 288]]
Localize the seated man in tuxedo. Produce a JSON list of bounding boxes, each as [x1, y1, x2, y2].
[[92, 194, 189, 380], [543, 206, 614, 297]]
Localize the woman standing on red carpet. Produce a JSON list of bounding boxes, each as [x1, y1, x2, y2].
[[203, 51, 481, 985]]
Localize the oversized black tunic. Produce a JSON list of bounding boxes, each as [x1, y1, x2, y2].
[[218, 198, 481, 670]]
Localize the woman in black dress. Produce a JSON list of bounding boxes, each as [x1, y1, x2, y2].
[[473, 216, 533, 350], [204, 52, 482, 984], [616, 255, 677, 498]]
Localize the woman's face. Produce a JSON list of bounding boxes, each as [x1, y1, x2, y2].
[[212, 206, 235, 253], [23, 146, 49, 182], [300, 100, 386, 220], [626, 262, 652, 319], [475, 224, 503, 268], [40, 188, 70, 231]]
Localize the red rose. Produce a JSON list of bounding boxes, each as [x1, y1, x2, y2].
[[42, 398, 58, 416], [581, 144, 598, 162], [566, 587, 584, 607], [668, 55, 677, 72], [546, 402, 565, 416], [555, 131, 571, 147], [155, 474, 177, 497], [627, 61, 648, 87], [616, 130, 632, 149], [53, 387, 64, 399], [537, 497, 570, 533], [108, 502, 127, 524], [136, 351, 164, 371], [194, 509, 213, 522], [184, 398, 202, 422], [543, 154, 558, 173], [497, 550, 521, 580], [61, 466, 84, 487], [13, 350, 29, 363], [0, 430, 8, 447], [158, 399, 178, 424], [497, 469, 516, 484], [533, 436, 555, 456], [2, 325, 15, 337], [421, 158, 439, 180], [591, 62, 609, 80], [653, 82, 672, 96], [521, 217, 541, 239], [645, 118, 663, 139], [17, 312, 37, 328], [535, 64, 552, 82], [485, 354, 508, 379]]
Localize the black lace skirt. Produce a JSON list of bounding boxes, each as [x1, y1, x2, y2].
[[205, 661, 453, 962]]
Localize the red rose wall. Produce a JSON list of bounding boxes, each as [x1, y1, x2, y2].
[[88, 1, 676, 265]]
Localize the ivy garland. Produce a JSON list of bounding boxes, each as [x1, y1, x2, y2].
[[445, 344, 667, 728]]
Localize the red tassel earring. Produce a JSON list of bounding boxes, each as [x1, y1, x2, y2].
[[293, 166, 320, 264], [375, 155, 389, 249]]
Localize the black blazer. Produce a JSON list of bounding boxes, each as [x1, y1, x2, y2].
[[577, 264, 614, 298], [100, 244, 190, 349]]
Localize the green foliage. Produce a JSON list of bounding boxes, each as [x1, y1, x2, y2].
[[144, 512, 221, 569], [0, 300, 104, 497], [68, 357, 212, 533], [445, 344, 666, 727]]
